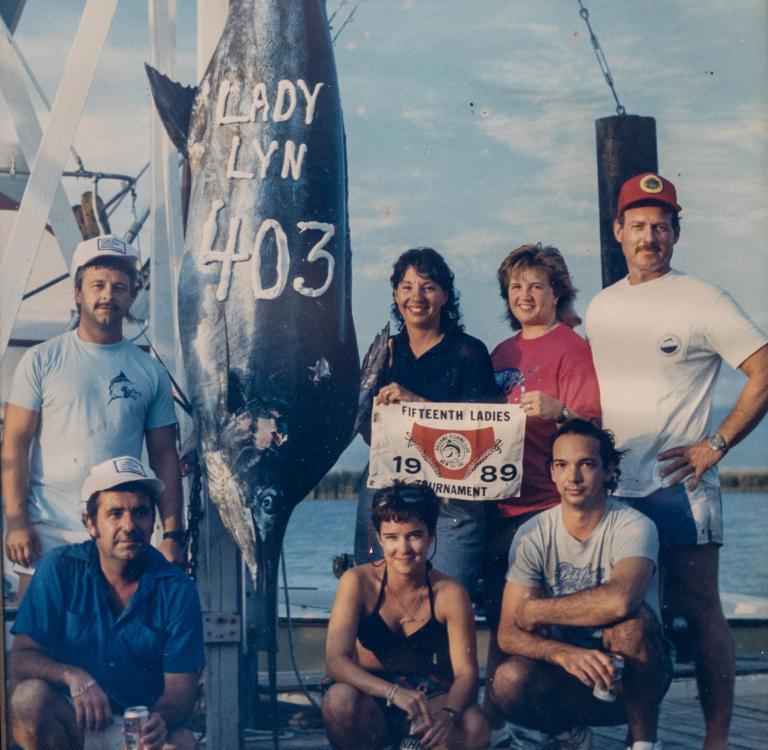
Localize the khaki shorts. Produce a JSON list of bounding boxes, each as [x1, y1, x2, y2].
[[11, 521, 89, 576], [82, 718, 125, 750]]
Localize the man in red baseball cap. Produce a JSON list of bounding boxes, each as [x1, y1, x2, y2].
[[585, 173, 768, 749]]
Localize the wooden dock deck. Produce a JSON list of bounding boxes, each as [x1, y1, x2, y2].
[[236, 660, 768, 750]]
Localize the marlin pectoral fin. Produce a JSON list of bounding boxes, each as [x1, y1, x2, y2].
[[144, 63, 196, 157], [353, 322, 391, 437]]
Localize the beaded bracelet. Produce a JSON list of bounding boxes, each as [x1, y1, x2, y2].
[[385, 683, 399, 706], [71, 679, 96, 699]]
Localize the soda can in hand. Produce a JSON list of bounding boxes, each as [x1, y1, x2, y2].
[[123, 705, 150, 750], [593, 653, 624, 702]]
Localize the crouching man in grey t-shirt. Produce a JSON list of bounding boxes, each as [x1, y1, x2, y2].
[[487, 419, 671, 750]]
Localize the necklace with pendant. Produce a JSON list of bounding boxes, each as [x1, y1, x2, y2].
[[388, 584, 425, 625]]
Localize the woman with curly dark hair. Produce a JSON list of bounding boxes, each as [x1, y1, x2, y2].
[[354, 248, 499, 595]]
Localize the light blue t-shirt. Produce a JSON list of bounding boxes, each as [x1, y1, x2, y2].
[[8, 330, 177, 530]]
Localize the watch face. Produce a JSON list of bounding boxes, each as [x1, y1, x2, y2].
[[708, 435, 726, 451]]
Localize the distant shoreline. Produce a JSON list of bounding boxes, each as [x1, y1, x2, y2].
[[307, 469, 768, 499]]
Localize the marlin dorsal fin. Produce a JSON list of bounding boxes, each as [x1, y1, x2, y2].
[[144, 63, 196, 157]]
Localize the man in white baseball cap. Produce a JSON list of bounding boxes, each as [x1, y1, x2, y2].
[[69, 233, 141, 281], [80, 454, 165, 508], [9, 455, 203, 750], [2, 234, 185, 604]]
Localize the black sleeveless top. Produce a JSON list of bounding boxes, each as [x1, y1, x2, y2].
[[357, 567, 453, 684]]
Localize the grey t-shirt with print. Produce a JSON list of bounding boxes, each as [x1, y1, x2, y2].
[[506, 498, 659, 646]]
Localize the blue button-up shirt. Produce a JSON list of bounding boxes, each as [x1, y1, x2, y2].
[[13, 541, 205, 712]]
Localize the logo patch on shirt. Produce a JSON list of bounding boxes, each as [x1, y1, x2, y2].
[[495, 367, 525, 398], [553, 562, 603, 595], [657, 334, 682, 357], [108, 371, 141, 403]]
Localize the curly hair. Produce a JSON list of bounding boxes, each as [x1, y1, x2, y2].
[[371, 481, 441, 534], [389, 247, 463, 334], [546, 418, 625, 494], [496, 243, 581, 330]]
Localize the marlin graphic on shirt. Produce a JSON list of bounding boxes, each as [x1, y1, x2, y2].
[[108, 371, 141, 404]]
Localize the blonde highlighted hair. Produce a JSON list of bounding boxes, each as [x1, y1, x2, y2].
[[497, 243, 581, 330]]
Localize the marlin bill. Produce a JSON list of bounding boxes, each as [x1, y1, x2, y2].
[[147, 0, 359, 586]]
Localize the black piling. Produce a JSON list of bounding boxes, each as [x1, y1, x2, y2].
[[595, 114, 658, 287]]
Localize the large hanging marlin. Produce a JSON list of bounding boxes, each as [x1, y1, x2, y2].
[[146, 0, 359, 599]]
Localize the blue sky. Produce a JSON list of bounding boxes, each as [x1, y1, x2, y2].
[[1, 0, 766, 468]]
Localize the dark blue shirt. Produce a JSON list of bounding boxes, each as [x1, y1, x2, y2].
[[389, 329, 500, 403], [12, 540, 205, 712]]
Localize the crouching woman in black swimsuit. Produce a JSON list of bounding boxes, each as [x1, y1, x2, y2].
[[323, 482, 489, 750]]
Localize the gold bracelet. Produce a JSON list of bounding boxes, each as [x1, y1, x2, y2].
[[71, 679, 97, 699], [385, 683, 399, 706]]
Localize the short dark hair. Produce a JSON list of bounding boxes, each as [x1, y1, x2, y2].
[[617, 202, 681, 236], [371, 481, 441, 535], [75, 258, 138, 296], [84, 480, 158, 522], [496, 243, 581, 330], [547, 419, 625, 493], [390, 247, 463, 334]]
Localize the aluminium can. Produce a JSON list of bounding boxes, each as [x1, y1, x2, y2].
[[593, 653, 624, 702], [123, 705, 150, 750]]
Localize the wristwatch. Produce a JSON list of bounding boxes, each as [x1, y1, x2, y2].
[[555, 405, 571, 424], [706, 434, 729, 454], [440, 707, 461, 723], [163, 530, 187, 545]]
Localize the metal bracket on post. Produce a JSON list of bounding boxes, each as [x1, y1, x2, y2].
[[203, 613, 242, 643]]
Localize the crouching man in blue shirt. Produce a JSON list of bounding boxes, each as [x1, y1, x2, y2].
[[9, 456, 204, 750]]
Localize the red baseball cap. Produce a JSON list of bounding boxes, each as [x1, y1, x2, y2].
[[616, 172, 682, 217]]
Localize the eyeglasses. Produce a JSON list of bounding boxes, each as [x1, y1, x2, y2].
[[373, 485, 428, 509]]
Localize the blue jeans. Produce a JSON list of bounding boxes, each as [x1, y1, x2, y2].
[[354, 466, 487, 595]]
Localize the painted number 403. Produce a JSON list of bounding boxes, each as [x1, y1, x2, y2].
[[201, 200, 336, 303]]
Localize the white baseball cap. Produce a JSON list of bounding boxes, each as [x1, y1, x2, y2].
[[81, 456, 165, 505], [70, 234, 141, 278]]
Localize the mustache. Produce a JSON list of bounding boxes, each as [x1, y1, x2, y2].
[[636, 242, 661, 252], [117, 532, 145, 543]]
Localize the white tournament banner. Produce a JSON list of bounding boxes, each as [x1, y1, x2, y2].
[[368, 402, 526, 501]]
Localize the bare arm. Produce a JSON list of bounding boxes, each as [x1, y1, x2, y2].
[[418, 580, 479, 748], [145, 424, 185, 565], [152, 672, 200, 729], [660, 344, 768, 488], [325, 569, 396, 697], [10, 633, 112, 731], [2, 403, 42, 567], [520, 391, 591, 422], [515, 557, 654, 630], [438, 580, 479, 713], [497, 582, 614, 691]]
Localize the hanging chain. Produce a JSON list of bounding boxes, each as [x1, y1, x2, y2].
[[331, 0, 366, 44], [186, 451, 204, 581], [576, 0, 626, 116]]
